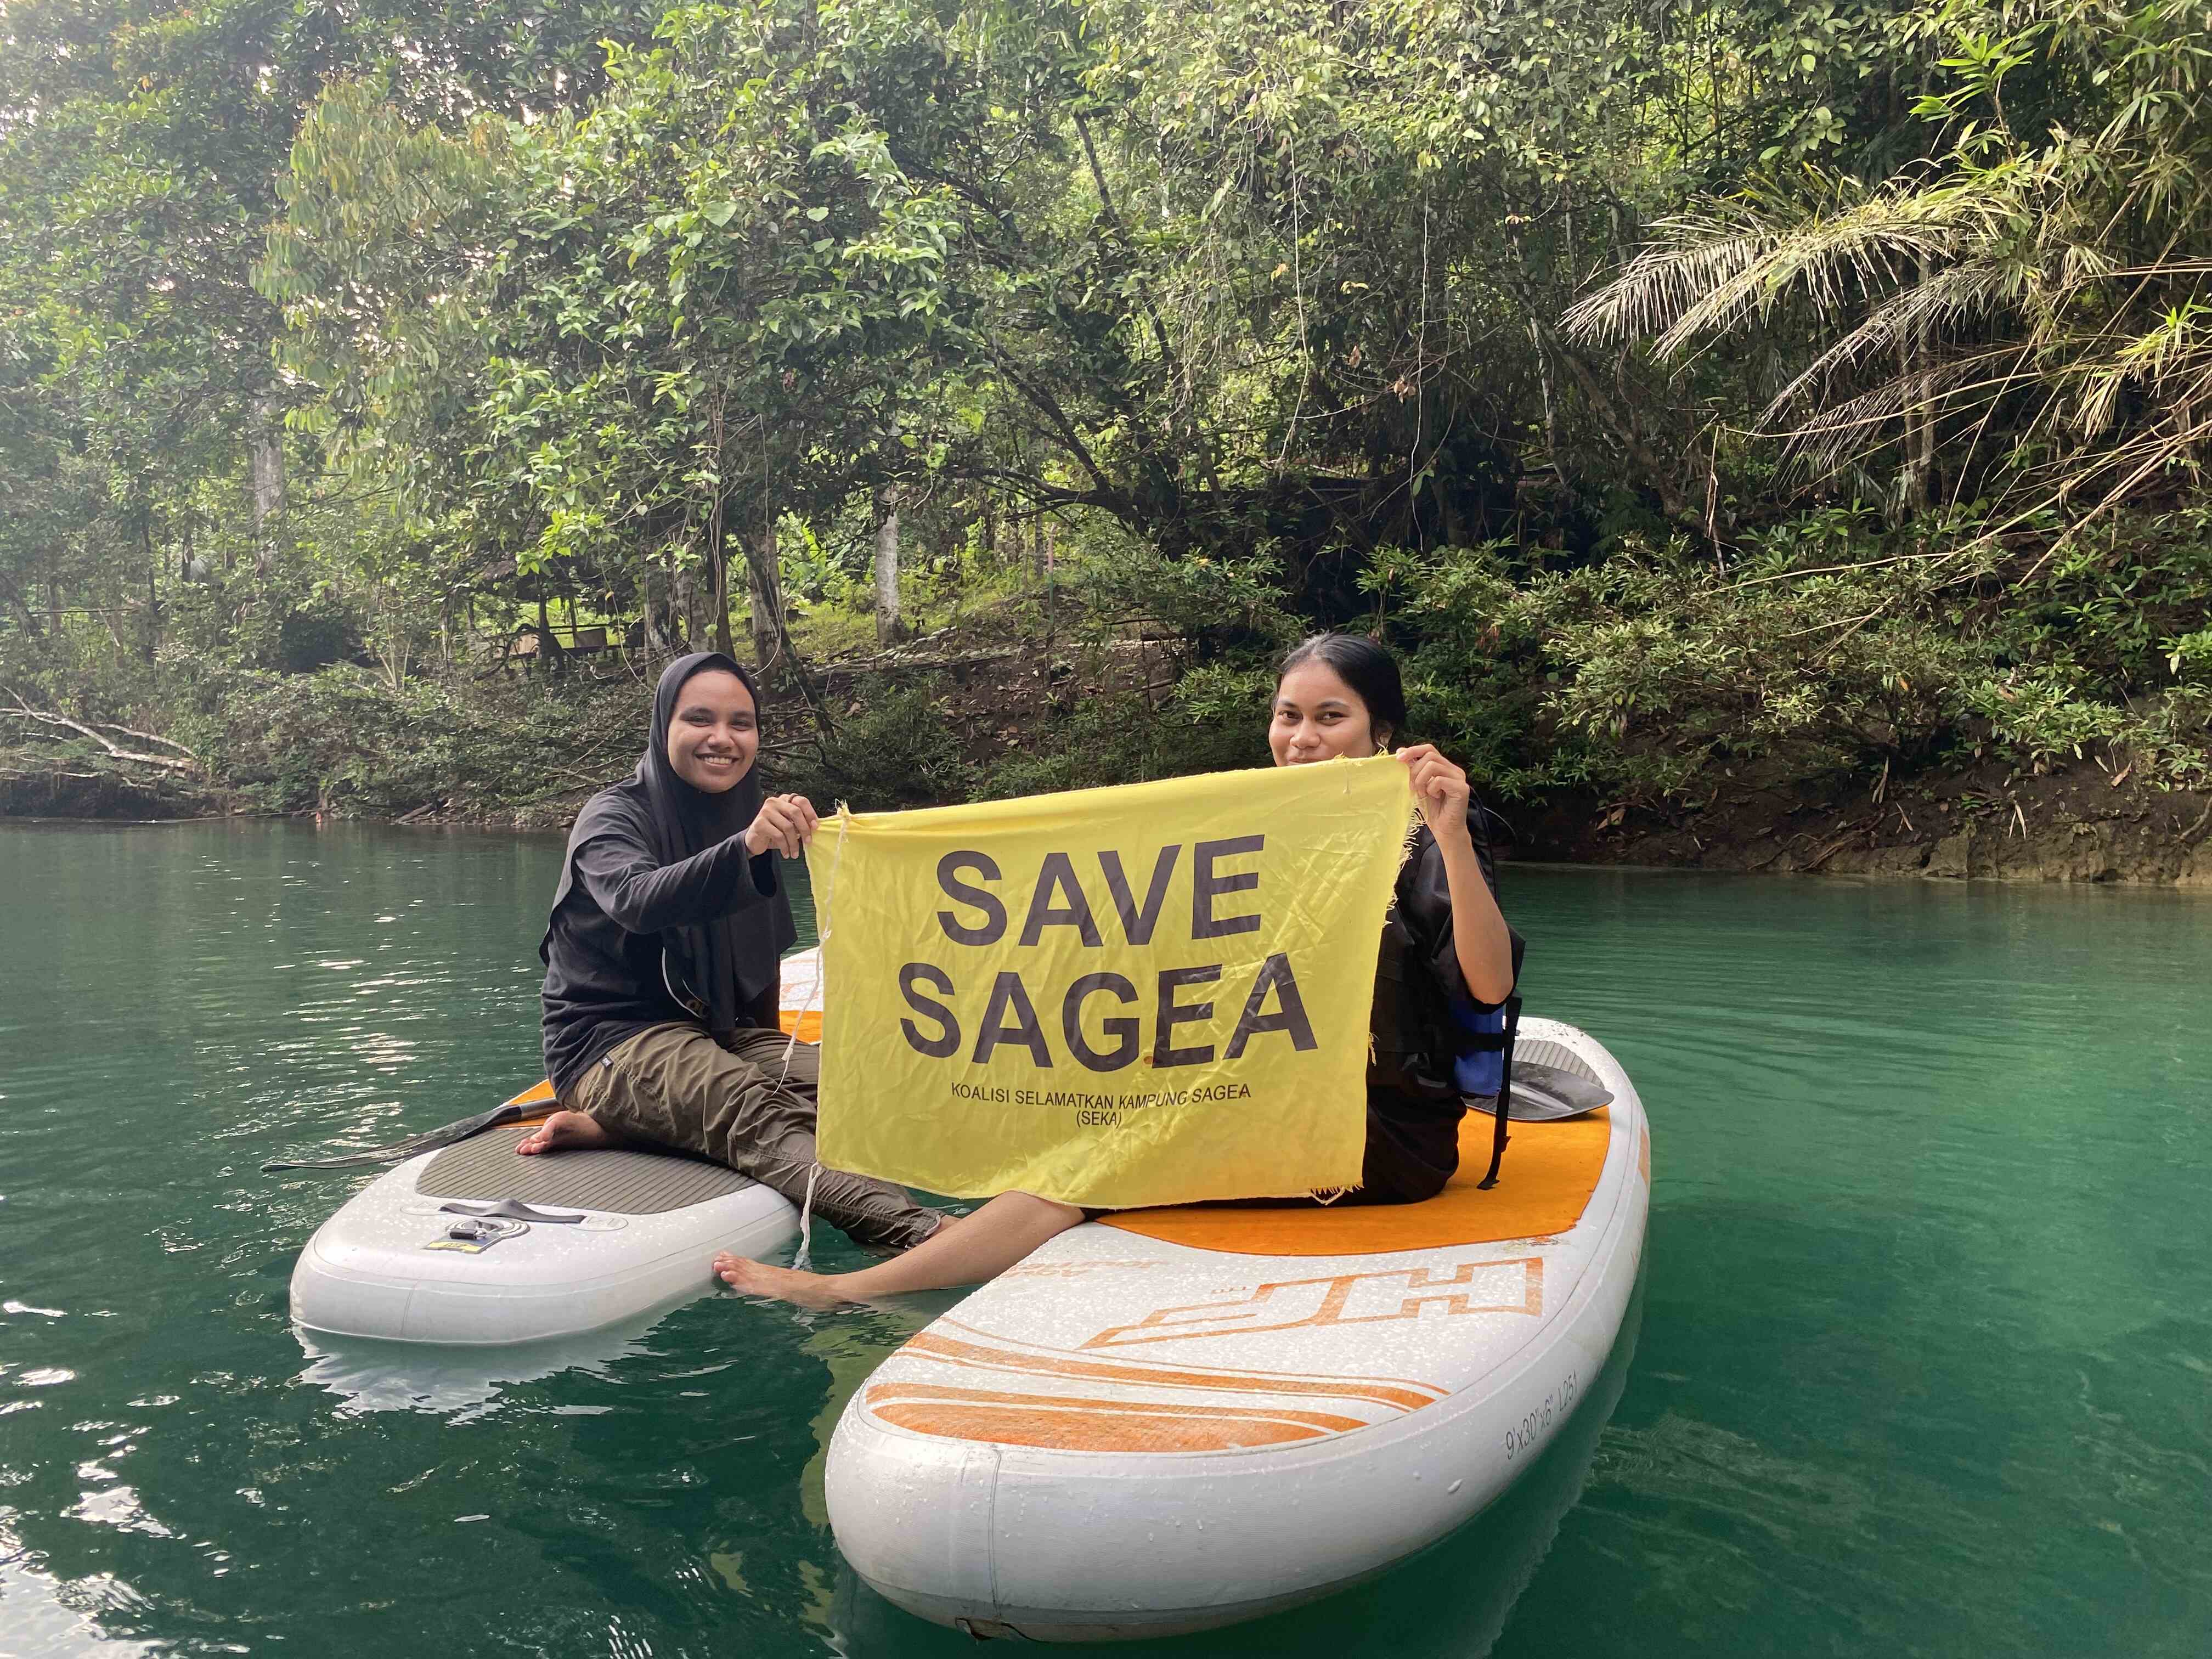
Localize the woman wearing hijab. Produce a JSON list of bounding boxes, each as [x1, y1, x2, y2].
[[523, 651, 944, 1254]]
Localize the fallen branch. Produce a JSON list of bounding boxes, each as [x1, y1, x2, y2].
[[93, 721, 196, 759], [555, 765, 624, 788], [1802, 817, 1875, 871], [1, 696, 197, 773], [0, 766, 159, 790], [817, 645, 1025, 676]]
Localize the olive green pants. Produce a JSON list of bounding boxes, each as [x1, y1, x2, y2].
[[566, 1023, 943, 1254]]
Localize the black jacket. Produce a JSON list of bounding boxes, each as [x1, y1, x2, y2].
[[538, 652, 797, 1096], [539, 818, 788, 1095], [1369, 819, 1525, 1103]]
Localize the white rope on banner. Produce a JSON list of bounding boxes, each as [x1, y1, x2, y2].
[[791, 1161, 822, 1272], [778, 804, 847, 1080], [783, 806, 848, 1269]]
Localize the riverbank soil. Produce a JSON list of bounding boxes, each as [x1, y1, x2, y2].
[[0, 763, 217, 820], [1509, 761, 2212, 885]]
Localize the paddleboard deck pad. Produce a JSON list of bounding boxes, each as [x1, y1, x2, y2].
[[826, 1015, 1649, 1641]]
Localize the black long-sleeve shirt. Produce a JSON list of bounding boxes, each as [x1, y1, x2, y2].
[[1358, 822, 1526, 1200], [540, 823, 783, 1096]]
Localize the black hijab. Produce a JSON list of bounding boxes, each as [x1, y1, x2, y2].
[[546, 652, 795, 1039]]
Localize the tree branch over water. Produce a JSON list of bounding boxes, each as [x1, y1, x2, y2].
[[2, 694, 199, 773]]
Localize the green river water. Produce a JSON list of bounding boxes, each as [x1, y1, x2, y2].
[[1, 820, 2207, 1658]]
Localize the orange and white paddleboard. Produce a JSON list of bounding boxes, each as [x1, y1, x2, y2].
[[817, 939, 1650, 1640]]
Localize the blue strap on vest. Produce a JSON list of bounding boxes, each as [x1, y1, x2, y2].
[[1449, 990, 1522, 1189], [1449, 797, 1520, 1187], [1448, 993, 1510, 1097], [1479, 995, 1521, 1189]]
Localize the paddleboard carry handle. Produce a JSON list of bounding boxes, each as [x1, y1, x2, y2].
[[426, 1212, 531, 1253], [1475, 994, 1522, 1190], [438, 1198, 586, 1224]]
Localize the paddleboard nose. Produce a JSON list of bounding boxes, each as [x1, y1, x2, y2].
[[827, 1423, 1003, 1625]]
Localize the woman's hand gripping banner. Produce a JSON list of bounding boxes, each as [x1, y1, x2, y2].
[[806, 756, 1409, 1207]]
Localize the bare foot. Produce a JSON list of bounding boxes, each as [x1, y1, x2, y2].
[[713, 1251, 854, 1310], [515, 1110, 616, 1156]]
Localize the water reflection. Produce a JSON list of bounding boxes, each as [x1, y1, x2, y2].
[[297, 1304, 732, 1420], [0, 1527, 161, 1659]]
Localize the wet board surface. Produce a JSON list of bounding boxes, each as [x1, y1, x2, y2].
[[290, 1077, 800, 1347], [290, 955, 831, 1347]]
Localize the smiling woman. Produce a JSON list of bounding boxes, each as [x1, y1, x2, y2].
[[663, 665, 761, 791], [664, 665, 772, 806], [526, 651, 946, 1256]]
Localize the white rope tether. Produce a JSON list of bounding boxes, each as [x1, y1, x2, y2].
[[792, 1161, 821, 1271], [778, 806, 848, 1082], [783, 807, 848, 1271]]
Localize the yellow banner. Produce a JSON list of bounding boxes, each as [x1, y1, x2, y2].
[[806, 756, 1409, 1207]]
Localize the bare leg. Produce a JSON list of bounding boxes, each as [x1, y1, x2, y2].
[[714, 1192, 1082, 1309], [515, 1110, 623, 1155]]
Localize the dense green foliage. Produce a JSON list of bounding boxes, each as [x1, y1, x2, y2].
[[2, 0, 2206, 821]]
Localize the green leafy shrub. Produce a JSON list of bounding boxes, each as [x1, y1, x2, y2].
[[786, 679, 975, 810], [977, 682, 1265, 800], [1361, 506, 2212, 803], [167, 658, 652, 816]]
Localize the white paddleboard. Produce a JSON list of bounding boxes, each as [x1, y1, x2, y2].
[[286, 951, 830, 1347], [826, 1018, 1649, 1640]]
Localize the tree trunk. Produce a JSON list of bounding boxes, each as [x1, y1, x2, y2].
[[250, 404, 285, 524], [535, 590, 567, 675], [0, 573, 42, 638], [874, 481, 902, 644], [1532, 317, 1564, 486], [1908, 251, 1937, 516], [651, 555, 686, 653], [640, 567, 669, 656], [1041, 517, 1057, 648], [250, 390, 284, 573], [673, 558, 709, 648], [1535, 319, 1696, 524], [713, 543, 737, 657], [142, 520, 159, 662], [745, 521, 781, 673]]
